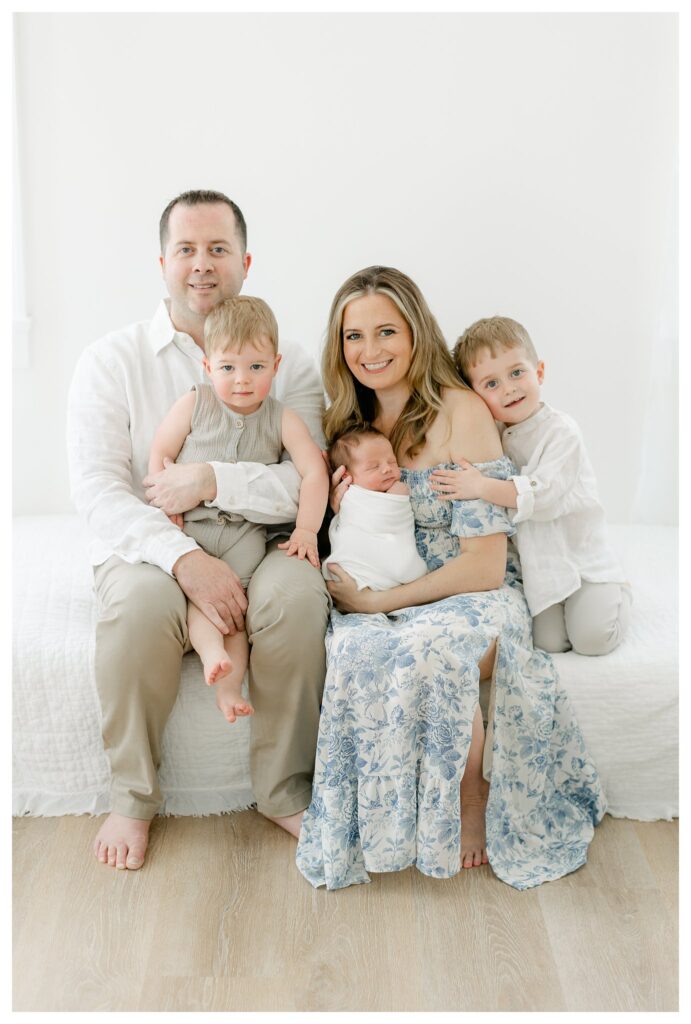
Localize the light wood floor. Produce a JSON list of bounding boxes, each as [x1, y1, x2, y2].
[[13, 811, 678, 1012]]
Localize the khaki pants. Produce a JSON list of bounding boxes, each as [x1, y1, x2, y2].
[[532, 581, 632, 656], [93, 539, 330, 820]]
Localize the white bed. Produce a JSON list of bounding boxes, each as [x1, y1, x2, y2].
[[12, 515, 677, 821]]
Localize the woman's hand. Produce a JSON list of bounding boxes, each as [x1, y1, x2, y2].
[[329, 464, 352, 514], [325, 563, 380, 613]]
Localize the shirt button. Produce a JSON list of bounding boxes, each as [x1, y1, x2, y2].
[[235, 419, 244, 429], [530, 479, 537, 487]]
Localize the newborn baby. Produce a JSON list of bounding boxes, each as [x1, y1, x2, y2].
[[323, 426, 427, 591]]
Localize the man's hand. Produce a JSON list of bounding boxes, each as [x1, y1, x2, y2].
[[143, 459, 217, 515], [430, 458, 485, 501], [329, 464, 352, 515], [277, 527, 320, 568], [173, 549, 247, 635]]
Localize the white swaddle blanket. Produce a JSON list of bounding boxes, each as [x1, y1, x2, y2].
[[322, 484, 428, 591]]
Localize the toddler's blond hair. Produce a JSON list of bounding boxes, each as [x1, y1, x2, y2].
[[453, 316, 538, 384], [204, 296, 279, 357]]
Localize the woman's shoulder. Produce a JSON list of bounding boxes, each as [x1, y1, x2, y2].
[[440, 387, 502, 462], [440, 385, 486, 415]]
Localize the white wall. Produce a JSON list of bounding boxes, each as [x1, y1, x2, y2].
[[13, 12, 677, 522]]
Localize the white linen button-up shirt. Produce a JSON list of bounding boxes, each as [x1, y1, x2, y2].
[[500, 402, 627, 616], [66, 299, 325, 576]]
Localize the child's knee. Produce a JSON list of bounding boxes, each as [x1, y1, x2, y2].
[[565, 583, 630, 656], [532, 603, 570, 653]]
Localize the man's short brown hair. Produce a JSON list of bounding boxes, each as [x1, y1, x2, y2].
[[203, 296, 278, 358], [453, 316, 539, 384], [327, 425, 390, 473], [159, 189, 247, 253]]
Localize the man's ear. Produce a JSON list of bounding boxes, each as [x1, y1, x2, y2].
[[536, 360, 545, 384], [243, 251, 252, 278]]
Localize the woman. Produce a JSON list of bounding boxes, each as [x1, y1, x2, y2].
[[296, 267, 605, 890]]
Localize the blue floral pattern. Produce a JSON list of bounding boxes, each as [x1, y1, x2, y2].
[[296, 458, 606, 890]]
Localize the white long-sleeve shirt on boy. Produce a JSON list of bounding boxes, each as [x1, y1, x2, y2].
[[66, 299, 325, 576], [500, 402, 627, 617]]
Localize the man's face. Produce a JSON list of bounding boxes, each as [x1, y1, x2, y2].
[[160, 202, 251, 332]]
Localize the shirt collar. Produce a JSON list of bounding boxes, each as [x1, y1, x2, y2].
[[500, 401, 551, 439], [148, 299, 203, 361]]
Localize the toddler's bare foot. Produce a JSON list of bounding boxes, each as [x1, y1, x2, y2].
[[205, 657, 233, 687], [460, 789, 489, 869], [93, 812, 150, 871], [261, 809, 304, 838], [213, 680, 254, 724]]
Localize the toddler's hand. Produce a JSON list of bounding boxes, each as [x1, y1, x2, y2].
[[430, 458, 485, 500], [278, 528, 320, 569], [167, 512, 184, 529]]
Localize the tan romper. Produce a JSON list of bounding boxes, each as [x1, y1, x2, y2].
[[178, 385, 284, 587]]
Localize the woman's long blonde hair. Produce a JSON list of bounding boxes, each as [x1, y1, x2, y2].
[[322, 266, 466, 459]]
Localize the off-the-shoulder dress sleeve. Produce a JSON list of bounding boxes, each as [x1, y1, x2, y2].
[[449, 456, 517, 539]]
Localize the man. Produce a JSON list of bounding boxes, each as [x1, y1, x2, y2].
[[67, 190, 329, 870]]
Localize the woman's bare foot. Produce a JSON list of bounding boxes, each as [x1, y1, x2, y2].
[[460, 788, 489, 868], [212, 679, 254, 724], [93, 812, 150, 871], [204, 657, 233, 686], [261, 809, 304, 838]]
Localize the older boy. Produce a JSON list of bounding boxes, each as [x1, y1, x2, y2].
[[431, 316, 630, 656]]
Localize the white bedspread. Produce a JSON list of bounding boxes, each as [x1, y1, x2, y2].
[[12, 516, 677, 820], [13, 515, 253, 817]]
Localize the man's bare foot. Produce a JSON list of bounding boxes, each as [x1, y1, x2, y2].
[[205, 657, 233, 686], [213, 680, 254, 724], [460, 790, 489, 868], [93, 812, 150, 871], [261, 809, 304, 839]]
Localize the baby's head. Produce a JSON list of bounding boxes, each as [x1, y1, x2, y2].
[[328, 426, 401, 493], [453, 316, 544, 425], [203, 296, 281, 413]]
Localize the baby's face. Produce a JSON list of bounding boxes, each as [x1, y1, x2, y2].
[[467, 345, 544, 425], [349, 436, 401, 492]]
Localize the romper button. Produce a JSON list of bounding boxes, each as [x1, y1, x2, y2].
[[235, 419, 244, 428]]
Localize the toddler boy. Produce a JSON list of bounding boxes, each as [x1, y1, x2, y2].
[[149, 296, 328, 721]]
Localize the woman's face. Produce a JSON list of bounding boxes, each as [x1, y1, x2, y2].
[[341, 292, 414, 393]]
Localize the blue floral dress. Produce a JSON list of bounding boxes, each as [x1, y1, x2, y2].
[[296, 457, 606, 890]]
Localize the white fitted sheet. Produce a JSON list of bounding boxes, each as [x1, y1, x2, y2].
[[12, 516, 677, 819]]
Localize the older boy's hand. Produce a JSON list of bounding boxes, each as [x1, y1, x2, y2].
[[278, 528, 320, 569], [430, 458, 485, 501], [329, 464, 352, 514], [144, 458, 217, 515]]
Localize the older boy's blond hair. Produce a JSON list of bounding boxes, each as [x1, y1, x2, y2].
[[453, 316, 538, 384], [203, 296, 279, 357]]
